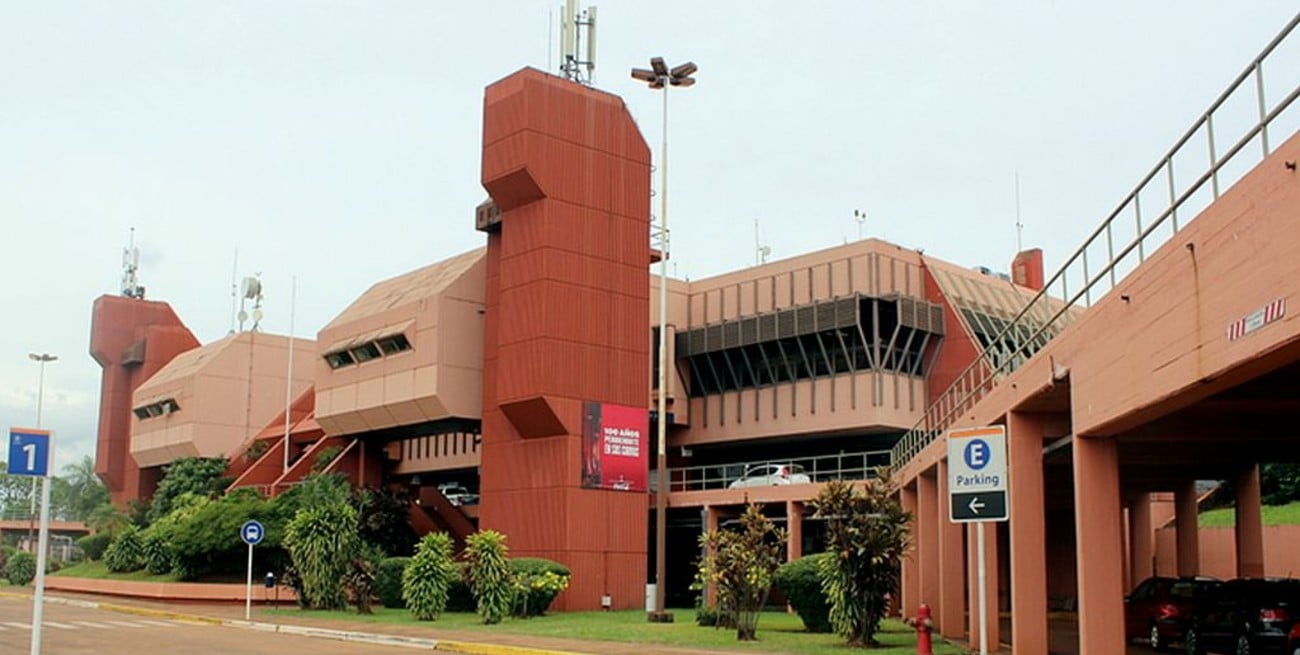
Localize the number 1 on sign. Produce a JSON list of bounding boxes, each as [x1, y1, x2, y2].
[[22, 443, 35, 471]]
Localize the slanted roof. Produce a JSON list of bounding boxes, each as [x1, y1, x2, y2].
[[323, 248, 486, 331]]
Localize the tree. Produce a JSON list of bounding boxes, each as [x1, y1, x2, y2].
[[147, 457, 230, 523], [811, 475, 912, 648], [696, 504, 787, 641], [402, 532, 456, 620], [284, 498, 359, 610], [59, 456, 110, 521], [86, 503, 131, 538], [464, 530, 513, 625]]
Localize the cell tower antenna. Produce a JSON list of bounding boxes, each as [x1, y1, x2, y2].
[[1015, 172, 1024, 252], [120, 227, 145, 299], [559, 0, 597, 84], [853, 209, 867, 241], [754, 218, 771, 266]]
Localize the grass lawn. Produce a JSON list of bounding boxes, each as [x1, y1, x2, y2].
[[264, 607, 965, 655], [50, 560, 181, 583], [1199, 500, 1300, 527]]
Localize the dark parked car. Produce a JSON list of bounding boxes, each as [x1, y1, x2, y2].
[[1125, 576, 1221, 651], [1185, 578, 1300, 655]]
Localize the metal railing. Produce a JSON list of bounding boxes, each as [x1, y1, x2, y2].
[[656, 449, 891, 492], [891, 13, 1300, 470]]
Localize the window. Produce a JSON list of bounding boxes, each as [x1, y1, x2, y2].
[[133, 398, 180, 421], [324, 350, 355, 369], [350, 342, 382, 363], [377, 333, 411, 355]]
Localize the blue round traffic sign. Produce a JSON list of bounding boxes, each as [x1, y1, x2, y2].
[[964, 439, 991, 470], [241, 520, 265, 546]]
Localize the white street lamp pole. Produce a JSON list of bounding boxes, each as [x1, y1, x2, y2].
[[632, 57, 696, 621], [26, 354, 56, 544], [27, 352, 56, 655]]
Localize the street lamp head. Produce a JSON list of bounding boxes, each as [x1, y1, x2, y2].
[[650, 56, 668, 77], [630, 68, 657, 84], [669, 62, 697, 79], [28, 353, 57, 363], [669, 77, 695, 88]]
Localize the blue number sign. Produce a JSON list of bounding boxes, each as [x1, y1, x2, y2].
[[7, 428, 51, 477]]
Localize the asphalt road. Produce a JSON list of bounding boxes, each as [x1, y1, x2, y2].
[[0, 596, 418, 655]]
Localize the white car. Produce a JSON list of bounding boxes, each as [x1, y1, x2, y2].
[[728, 464, 812, 488], [437, 484, 479, 506]]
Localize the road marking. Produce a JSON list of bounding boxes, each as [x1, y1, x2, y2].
[[74, 621, 115, 628], [105, 620, 148, 628], [44, 621, 76, 629], [135, 620, 180, 627], [4, 622, 30, 630]]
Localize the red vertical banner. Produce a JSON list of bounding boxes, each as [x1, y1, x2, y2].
[[581, 401, 648, 492]]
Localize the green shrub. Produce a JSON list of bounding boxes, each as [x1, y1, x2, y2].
[[465, 530, 513, 624], [376, 557, 411, 608], [104, 526, 146, 573], [0, 545, 14, 572], [402, 533, 456, 620], [6, 551, 36, 586], [775, 553, 833, 632], [510, 557, 571, 617], [141, 530, 176, 575], [78, 534, 111, 561], [148, 457, 230, 523], [285, 500, 359, 610], [447, 562, 474, 612], [311, 446, 343, 473]]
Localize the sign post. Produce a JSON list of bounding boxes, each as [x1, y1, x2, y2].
[[947, 426, 1008, 655], [240, 520, 265, 621], [9, 428, 53, 655]]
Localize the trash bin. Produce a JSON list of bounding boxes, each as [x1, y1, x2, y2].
[[645, 584, 656, 612]]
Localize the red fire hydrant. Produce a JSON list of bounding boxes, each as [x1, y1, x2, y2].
[[904, 602, 934, 655]]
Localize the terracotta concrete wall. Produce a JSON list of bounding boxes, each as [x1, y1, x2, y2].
[[90, 295, 200, 505], [130, 332, 315, 468], [478, 68, 651, 611], [1154, 525, 1300, 579]]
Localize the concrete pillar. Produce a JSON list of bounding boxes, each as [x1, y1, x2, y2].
[[936, 459, 966, 639], [1073, 437, 1126, 655], [1008, 411, 1048, 655], [967, 522, 1001, 650], [786, 501, 803, 562], [901, 483, 919, 617], [917, 470, 940, 613], [1129, 492, 1154, 590], [1174, 479, 1200, 577], [704, 505, 718, 607], [1234, 465, 1265, 579]]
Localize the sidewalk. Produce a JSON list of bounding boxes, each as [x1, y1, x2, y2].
[[7, 590, 743, 655]]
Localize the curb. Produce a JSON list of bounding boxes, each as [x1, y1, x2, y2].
[[4, 591, 597, 655]]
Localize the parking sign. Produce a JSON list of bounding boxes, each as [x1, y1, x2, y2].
[[7, 428, 52, 477], [947, 426, 1008, 522]]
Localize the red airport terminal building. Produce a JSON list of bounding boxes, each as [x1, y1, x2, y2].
[[89, 32, 1300, 654]]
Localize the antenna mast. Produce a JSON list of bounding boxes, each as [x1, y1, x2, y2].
[[120, 227, 145, 299], [853, 209, 867, 241], [754, 219, 770, 265], [559, 0, 597, 84], [1015, 172, 1024, 252]]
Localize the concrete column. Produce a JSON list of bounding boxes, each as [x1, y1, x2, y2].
[[917, 470, 940, 613], [704, 505, 719, 607], [967, 522, 1001, 650], [1008, 411, 1048, 655], [786, 501, 803, 562], [901, 483, 919, 617], [1234, 465, 1265, 579], [1129, 492, 1154, 590], [936, 459, 966, 639], [1073, 437, 1126, 655], [1174, 479, 1200, 577]]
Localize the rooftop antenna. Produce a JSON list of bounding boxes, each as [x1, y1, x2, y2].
[[238, 274, 264, 332], [1015, 172, 1024, 252], [559, 0, 597, 84], [754, 218, 771, 265], [853, 209, 867, 241], [228, 249, 239, 334], [120, 228, 145, 299]]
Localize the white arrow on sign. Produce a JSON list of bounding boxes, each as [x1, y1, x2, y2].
[[968, 497, 986, 514]]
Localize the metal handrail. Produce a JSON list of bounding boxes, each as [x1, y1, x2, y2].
[[656, 449, 891, 492], [891, 13, 1300, 470]]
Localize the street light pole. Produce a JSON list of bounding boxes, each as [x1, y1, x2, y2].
[[26, 353, 57, 548], [27, 352, 56, 655], [631, 56, 696, 622]]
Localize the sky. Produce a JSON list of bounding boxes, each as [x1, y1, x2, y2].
[[1, 2, 1297, 472]]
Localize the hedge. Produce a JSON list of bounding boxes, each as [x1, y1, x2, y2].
[[377, 557, 411, 608], [775, 552, 833, 633]]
